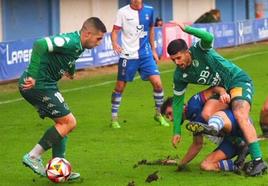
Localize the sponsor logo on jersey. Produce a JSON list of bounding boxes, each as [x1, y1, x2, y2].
[[192, 60, 199, 67], [51, 110, 60, 115], [126, 18, 134, 21], [42, 96, 51, 102], [183, 73, 188, 78], [47, 103, 56, 108], [54, 37, 65, 47]]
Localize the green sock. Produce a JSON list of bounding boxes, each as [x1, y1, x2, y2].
[[249, 141, 262, 160], [52, 136, 67, 158], [38, 126, 63, 151]]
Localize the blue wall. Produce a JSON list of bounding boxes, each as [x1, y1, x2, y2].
[[2, 0, 59, 42], [216, 0, 250, 22], [118, 0, 172, 23]]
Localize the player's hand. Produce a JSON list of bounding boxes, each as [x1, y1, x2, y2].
[[22, 77, 36, 90], [176, 163, 187, 172], [219, 93, 230, 104], [172, 134, 181, 148], [112, 42, 122, 54], [169, 21, 185, 31]]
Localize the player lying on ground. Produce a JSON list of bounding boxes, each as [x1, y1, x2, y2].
[[18, 17, 106, 180], [161, 87, 267, 175], [167, 21, 267, 175]]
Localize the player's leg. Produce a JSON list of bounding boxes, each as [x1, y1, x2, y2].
[[20, 88, 75, 176], [230, 83, 267, 176], [201, 149, 228, 171], [201, 137, 237, 172], [52, 114, 80, 180], [111, 58, 137, 128], [201, 98, 228, 122], [140, 56, 169, 126], [260, 96, 268, 137], [186, 110, 232, 136]]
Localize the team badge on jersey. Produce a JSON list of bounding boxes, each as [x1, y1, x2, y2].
[[183, 73, 188, 78], [192, 59, 199, 67], [145, 14, 149, 20], [54, 37, 65, 47]]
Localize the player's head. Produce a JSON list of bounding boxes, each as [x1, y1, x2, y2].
[[161, 97, 186, 123], [161, 97, 174, 121], [130, 0, 143, 9], [167, 39, 192, 70], [80, 17, 107, 49]]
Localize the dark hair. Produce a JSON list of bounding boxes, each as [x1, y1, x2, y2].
[[154, 17, 163, 27], [167, 39, 188, 56], [161, 97, 173, 115], [82, 17, 107, 33]]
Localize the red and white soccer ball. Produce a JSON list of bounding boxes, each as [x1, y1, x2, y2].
[[46, 157, 72, 183]]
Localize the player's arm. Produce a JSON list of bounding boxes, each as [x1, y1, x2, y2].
[[203, 86, 230, 104], [149, 25, 159, 62], [27, 39, 48, 79], [111, 10, 123, 54], [22, 39, 48, 89], [111, 26, 122, 54], [171, 22, 213, 49], [178, 135, 204, 167]]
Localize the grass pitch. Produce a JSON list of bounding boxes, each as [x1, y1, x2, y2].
[[0, 43, 268, 186]]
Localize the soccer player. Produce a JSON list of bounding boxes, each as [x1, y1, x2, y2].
[[161, 89, 262, 175], [18, 17, 106, 180], [110, 0, 169, 128], [166, 22, 267, 176], [259, 96, 268, 137]]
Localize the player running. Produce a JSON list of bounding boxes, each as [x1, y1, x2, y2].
[[19, 17, 106, 180], [166, 21, 267, 175]]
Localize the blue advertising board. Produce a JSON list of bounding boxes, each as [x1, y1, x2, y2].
[[213, 22, 236, 48], [236, 20, 255, 45], [1, 20, 268, 82], [192, 23, 236, 48], [0, 38, 35, 81], [254, 18, 268, 41]]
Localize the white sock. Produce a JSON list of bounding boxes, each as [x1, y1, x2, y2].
[[29, 144, 45, 159], [208, 115, 224, 132]]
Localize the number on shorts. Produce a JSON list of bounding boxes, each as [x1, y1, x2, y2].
[[54, 92, 64, 103], [122, 59, 127, 67]]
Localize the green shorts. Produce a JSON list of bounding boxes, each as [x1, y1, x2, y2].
[[229, 81, 254, 105], [19, 88, 70, 119]]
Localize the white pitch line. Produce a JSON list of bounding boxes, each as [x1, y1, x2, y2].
[[1, 50, 267, 105]]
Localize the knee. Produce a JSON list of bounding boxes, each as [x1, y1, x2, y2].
[[201, 111, 211, 122], [66, 114, 77, 131], [200, 161, 208, 171], [115, 81, 126, 93], [55, 114, 77, 136], [262, 104, 268, 113], [153, 82, 162, 91], [200, 160, 216, 171]]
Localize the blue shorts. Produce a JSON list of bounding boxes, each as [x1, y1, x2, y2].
[[117, 56, 160, 82], [215, 137, 240, 159]]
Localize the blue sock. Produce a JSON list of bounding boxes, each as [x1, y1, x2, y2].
[[219, 160, 235, 171], [153, 89, 164, 113], [111, 91, 122, 119]]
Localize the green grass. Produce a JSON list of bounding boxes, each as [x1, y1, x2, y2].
[[1, 43, 268, 186]]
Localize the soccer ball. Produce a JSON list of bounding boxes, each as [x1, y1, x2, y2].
[[46, 157, 72, 183]]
